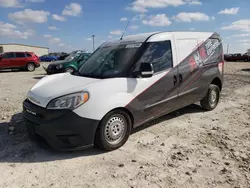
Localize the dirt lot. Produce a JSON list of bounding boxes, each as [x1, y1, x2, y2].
[[0, 62, 249, 188]]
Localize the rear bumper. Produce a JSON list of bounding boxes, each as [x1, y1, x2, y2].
[[23, 99, 100, 151]]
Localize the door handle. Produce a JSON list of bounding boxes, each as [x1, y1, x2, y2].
[[179, 74, 183, 83], [173, 75, 177, 85]]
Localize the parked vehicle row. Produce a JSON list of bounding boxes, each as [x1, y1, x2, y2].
[[39, 50, 87, 62], [39, 55, 59, 62], [22, 31, 225, 152], [0, 50, 91, 74], [43, 52, 92, 74]]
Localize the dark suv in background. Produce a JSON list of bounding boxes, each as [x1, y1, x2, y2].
[[224, 53, 250, 62], [0, 52, 40, 71]]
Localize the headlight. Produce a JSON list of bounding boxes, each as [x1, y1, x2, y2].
[[47, 92, 89, 110], [56, 64, 63, 69]]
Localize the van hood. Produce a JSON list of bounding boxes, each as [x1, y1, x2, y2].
[[27, 73, 100, 108]]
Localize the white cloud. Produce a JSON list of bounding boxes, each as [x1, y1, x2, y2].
[[230, 33, 250, 38], [0, 21, 34, 39], [173, 12, 211, 22], [100, 40, 106, 43], [9, 9, 50, 24], [49, 37, 61, 44], [108, 35, 112, 39], [190, 28, 195, 30], [25, 0, 45, 2], [188, 0, 202, 5], [218, 7, 240, 15], [132, 14, 145, 21], [52, 14, 66, 21], [120, 17, 128, 22], [237, 39, 250, 43], [110, 30, 123, 35], [142, 14, 172, 26], [130, 25, 139, 30], [221, 19, 250, 32], [0, 0, 22, 7], [127, 0, 202, 13], [48, 26, 59, 30], [240, 43, 250, 47], [44, 34, 52, 38], [58, 43, 65, 47], [62, 3, 82, 16], [85, 37, 92, 41]]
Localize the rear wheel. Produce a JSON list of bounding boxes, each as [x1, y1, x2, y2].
[[27, 63, 35, 72], [200, 84, 220, 111], [95, 110, 132, 151]]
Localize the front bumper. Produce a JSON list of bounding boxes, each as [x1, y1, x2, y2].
[[45, 65, 64, 75], [22, 99, 100, 151]]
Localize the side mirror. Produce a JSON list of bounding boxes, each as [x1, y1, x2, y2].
[[140, 63, 154, 78]]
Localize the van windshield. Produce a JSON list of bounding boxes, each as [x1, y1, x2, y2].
[[78, 43, 142, 78], [65, 52, 82, 61]]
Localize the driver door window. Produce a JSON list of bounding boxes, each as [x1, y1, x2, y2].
[[137, 41, 173, 74]]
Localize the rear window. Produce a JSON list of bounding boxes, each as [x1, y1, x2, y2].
[[15, 53, 26, 58], [202, 38, 223, 64], [3, 53, 15, 59]]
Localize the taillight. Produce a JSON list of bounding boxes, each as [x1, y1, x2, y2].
[[218, 61, 224, 73]]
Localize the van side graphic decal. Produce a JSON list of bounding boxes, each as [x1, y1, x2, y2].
[[126, 33, 223, 127]]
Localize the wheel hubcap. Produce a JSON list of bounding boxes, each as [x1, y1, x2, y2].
[[210, 89, 217, 105], [66, 69, 73, 73], [28, 64, 34, 70], [104, 115, 126, 145]]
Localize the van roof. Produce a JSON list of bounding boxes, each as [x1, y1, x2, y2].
[[102, 31, 216, 46]]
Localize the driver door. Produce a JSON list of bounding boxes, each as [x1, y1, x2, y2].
[[127, 40, 179, 126]]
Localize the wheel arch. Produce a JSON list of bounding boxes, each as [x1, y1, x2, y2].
[[65, 65, 77, 71], [94, 106, 134, 133], [26, 61, 35, 66], [211, 77, 222, 91]]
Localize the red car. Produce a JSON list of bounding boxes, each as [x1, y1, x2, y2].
[[0, 52, 40, 71]]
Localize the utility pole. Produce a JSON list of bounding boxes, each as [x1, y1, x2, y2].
[[92, 35, 95, 52], [227, 44, 229, 54]]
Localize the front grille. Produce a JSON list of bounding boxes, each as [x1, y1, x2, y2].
[[23, 98, 70, 121]]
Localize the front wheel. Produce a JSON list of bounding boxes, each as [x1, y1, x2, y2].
[[65, 67, 75, 74], [95, 110, 132, 151], [200, 84, 220, 111]]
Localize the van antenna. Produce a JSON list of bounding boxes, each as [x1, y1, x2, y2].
[[120, 20, 130, 40]]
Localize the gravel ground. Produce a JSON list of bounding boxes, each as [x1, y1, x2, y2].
[[0, 62, 250, 188]]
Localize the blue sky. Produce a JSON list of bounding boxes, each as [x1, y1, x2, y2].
[[0, 0, 250, 53]]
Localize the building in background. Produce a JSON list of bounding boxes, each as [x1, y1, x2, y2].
[[0, 43, 49, 56]]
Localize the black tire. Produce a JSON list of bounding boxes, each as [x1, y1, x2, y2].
[[200, 84, 220, 111], [26, 62, 35, 72], [95, 110, 132, 151], [65, 67, 75, 74]]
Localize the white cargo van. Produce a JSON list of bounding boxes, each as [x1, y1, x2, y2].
[[23, 31, 224, 151]]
